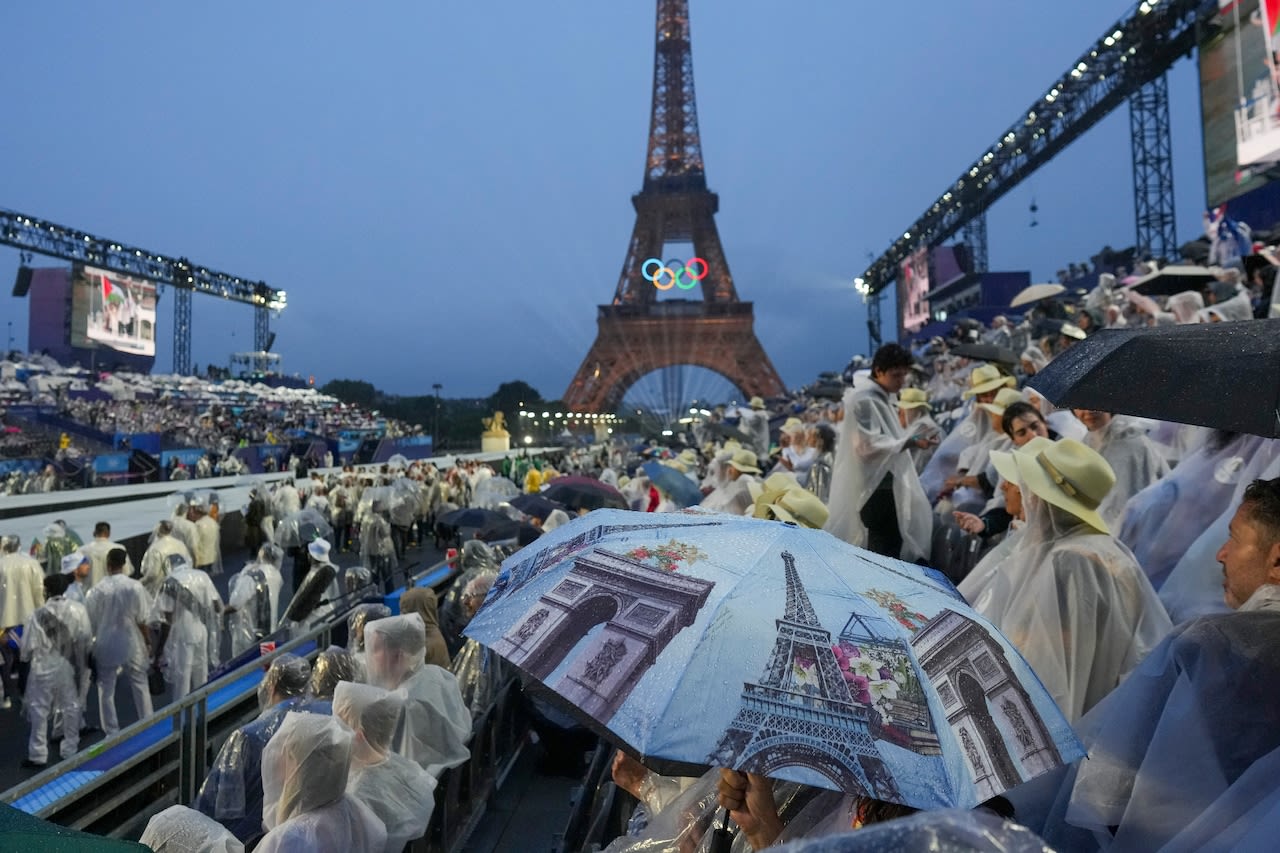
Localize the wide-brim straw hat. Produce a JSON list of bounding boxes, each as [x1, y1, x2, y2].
[[749, 396, 766, 410], [896, 388, 931, 410], [962, 364, 1016, 399], [989, 435, 1052, 485], [979, 387, 1026, 417], [780, 417, 806, 436], [1010, 438, 1115, 535], [767, 489, 830, 530], [727, 449, 761, 474]]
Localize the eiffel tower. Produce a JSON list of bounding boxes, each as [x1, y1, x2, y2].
[[708, 552, 902, 800], [562, 0, 785, 413]]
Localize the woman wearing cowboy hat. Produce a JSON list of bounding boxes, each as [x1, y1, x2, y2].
[[958, 438, 1171, 722]]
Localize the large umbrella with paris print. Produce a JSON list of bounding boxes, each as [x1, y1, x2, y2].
[[465, 509, 1082, 809]]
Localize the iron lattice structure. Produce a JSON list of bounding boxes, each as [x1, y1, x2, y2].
[[563, 0, 784, 411], [855, 0, 1206, 298], [1, 208, 284, 373], [709, 552, 900, 798], [1130, 73, 1178, 263]]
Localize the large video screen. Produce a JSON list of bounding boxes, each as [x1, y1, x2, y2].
[[898, 246, 930, 337], [70, 264, 158, 356], [1200, 0, 1280, 207]]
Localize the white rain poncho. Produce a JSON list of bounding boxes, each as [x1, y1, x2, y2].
[[20, 594, 92, 762], [347, 603, 393, 679], [195, 656, 318, 846], [1083, 417, 1169, 529], [451, 637, 511, 720], [226, 546, 284, 657], [957, 491, 1172, 722], [140, 805, 244, 853], [1117, 431, 1264, 590], [194, 514, 222, 573], [140, 527, 193, 598], [1159, 441, 1280, 623], [333, 682, 437, 853], [823, 379, 933, 561], [901, 411, 941, 474], [150, 563, 224, 697], [699, 478, 755, 515], [170, 512, 200, 560], [84, 574, 150, 671], [740, 408, 771, 458], [1028, 588, 1280, 852], [920, 401, 992, 503], [1157, 740, 1280, 852], [769, 809, 1051, 852], [78, 536, 133, 589], [0, 541, 45, 629], [364, 613, 471, 776], [272, 483, 301, 520], [258, 712, 387, 853]]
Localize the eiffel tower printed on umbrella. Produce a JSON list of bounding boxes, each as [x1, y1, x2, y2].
[[708, 551, 904, 799]]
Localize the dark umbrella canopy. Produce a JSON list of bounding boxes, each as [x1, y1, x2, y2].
[[510, 493, 564, 520], [949, 342, 1020, 365], [642, 460, 704, 508], [438, 507, 513, 530], [1124, 265, 1217, 297], [1027, 319, 1280, 438], [541, 476, 628, 511]]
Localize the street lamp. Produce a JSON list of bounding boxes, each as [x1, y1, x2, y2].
[[432, 383, 442, 450]]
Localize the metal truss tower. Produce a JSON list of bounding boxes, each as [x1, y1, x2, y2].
[[1129, 73, 1177, 263], [961, 211, 988, 274], [1, 208, 285, 374]]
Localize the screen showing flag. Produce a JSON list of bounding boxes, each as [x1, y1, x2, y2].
[[898, 246, 930, 338], [70, 265, 158, 356]]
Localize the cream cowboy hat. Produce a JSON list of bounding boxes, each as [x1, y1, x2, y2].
[[962, 364, 1016, 399], [989, 435, 1052, 485], [1010, 438, 1116, 535], [979, 387, 1025, 417], [749, 396, 766, 410], [727, 449, 761, 474], [896, 388, 931, 410], [677, 449, 699, 466], [779, 417, 805, 436], [747, 471, 802, 511], [766, 489, 830, 530]]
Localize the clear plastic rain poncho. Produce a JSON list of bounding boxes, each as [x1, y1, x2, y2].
[[1029, 593, 1280, 852], [333, 681, 437, 853], [472, 475, 520, 510], [1117, 432, 1265, 590], [347, 603, 392, 679], [1158, 442, 1280, 623], [196, 655, 316, 846], [226, 545, 284, 657], [309, 645, 359, 701], [769, 808, 1053, 852], [83, 573, 150, 671], [602, 768, 808, 853], [258, 712, 387, 853], [273, 508, 332, 551], [140, 804, 245, 853], [958, 489, 1172, 722], [363, 613, 471, 777], [386, 478, 420, 529], [920, 400, 993, 503], [21, 594, 92, 686], [1082, 417, 1170, 529], [823, 378, 933, 561], [151, 562, 224, 692], [1, 535, 45, 629], [140, 522, 194, 598], [30, 521, 82, 575]]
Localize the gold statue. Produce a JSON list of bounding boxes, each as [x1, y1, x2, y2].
[[482, 411, 509, 437]]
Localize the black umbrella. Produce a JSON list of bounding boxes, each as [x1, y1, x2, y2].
[[510, 493, 563, 519], [1124, 265, 1217, 297], [475, 517, 525, 542], [438, 507, 513, 530], [1027, 319, 1280, 438], [949, 342, 1020, 365], [541, 476, 628, 511]]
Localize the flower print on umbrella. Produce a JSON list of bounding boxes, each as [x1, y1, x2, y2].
[[846, 673, 873, 705], [868, 678, 900, 703], [864, 588, 932, 633], [625, 539, 708, 572]]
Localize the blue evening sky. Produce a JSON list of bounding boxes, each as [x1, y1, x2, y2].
[[0, 2, 1207, 400]]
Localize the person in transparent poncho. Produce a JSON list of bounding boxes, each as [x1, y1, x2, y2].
[[823, 344, 933, 560], [84, 547, 153, 736], [308, 645, 358, 702], [450, 570, 512, 719], [150, 555, 224, 702], [333, 681, 437, 853], [920, 363, 1015, 504], [20, 572, 91, 766], [257, 711, 386, 853], [1074, 409, 1169, 530], [766, 808, 1049, 853], [1014, 477, 1280, 852], [957, 438, 1171, 723], [1, 534, 44, 707], [225, 543, 285, 657], [141, 804, 244, 853], [363, 613, 471, 777], [140, 520, 193, 598], [195, 654, 326, 846], [347, 603, 392, 681]]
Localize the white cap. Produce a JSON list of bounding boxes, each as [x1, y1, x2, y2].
[[307, 539, 332, 562], [61, 551, 88, 574]]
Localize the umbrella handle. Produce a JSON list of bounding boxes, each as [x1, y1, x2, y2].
[[708, 807, 733, 853]]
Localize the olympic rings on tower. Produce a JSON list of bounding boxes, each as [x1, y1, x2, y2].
[[641, 257, 709, 290]]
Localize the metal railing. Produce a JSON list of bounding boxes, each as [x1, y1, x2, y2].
[[1, 552, 535, 851]]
